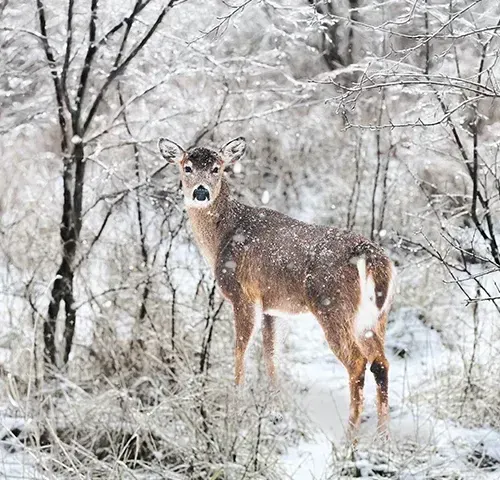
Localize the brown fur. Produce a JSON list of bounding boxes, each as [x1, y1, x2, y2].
[[159, 140, 395, 439], [188, 178, 394, 435]]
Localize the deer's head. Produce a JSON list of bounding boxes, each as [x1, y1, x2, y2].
[[158, 137, 246, 208]]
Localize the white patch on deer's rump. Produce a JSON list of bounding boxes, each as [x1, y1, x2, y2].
[[354, 257, 379, 336], [380, 261, 396, 314]]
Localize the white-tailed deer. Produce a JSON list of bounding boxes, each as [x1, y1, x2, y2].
[[158, 136, 395, 437]]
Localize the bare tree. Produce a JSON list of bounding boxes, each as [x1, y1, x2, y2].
[[309, 0, 360, 69], [322, 0, 500, 303], [35, 0, 180, 368]]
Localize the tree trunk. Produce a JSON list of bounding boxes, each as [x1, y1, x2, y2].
[[44, 142, 85, 367]]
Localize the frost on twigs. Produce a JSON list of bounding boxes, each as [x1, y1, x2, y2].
[[332, 439, 479, 479], [417, 362, 500, 431], [6, 362, 297, 478]]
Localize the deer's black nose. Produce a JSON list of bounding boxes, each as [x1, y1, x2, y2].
[[193, 185, 210, 201]]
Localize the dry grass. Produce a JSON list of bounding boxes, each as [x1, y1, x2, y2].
[[0, 310, 308, 480]]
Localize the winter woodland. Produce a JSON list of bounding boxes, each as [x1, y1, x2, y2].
[[1, 0, 500, 478]]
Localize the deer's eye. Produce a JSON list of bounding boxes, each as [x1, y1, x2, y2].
[[212, 166, 220, 175], [184, 165, 192, 174]]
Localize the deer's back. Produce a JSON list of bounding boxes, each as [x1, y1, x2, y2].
[[215, 203, 391, 316]]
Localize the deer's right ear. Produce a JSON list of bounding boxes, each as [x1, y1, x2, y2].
[[158, 138, 185, 163]]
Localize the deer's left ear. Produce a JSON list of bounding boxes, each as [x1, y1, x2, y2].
[[220, 137, 247, 164]]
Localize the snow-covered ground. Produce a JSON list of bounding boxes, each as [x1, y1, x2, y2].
[[0, 413, 44, 480], [0, 303, 499, 479], [278, 308, 500, 479], [0, 450, 40, 480]]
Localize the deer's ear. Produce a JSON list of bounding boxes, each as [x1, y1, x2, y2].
[[158, 138, 185, 163], [220, 137, 247, 164]]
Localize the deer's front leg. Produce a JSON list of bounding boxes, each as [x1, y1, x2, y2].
[[233, 300, 256, 386]]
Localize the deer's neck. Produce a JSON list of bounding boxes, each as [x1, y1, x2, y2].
[[186, 179, 236, 271]]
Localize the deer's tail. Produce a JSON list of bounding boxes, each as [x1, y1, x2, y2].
[[353, 255, 395, 361]]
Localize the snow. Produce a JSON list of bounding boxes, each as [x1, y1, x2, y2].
[[277, 306, 500, 479], [1, 0, 500, 477], [0, 449, 40, 480], [261, 190, 270, 205], [0, 414, 43, 480]]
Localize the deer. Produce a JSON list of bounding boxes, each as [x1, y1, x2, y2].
[[158, 136, 395, 438]]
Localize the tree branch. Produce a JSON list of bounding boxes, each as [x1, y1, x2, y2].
[[75, 0, 99, 122], [83, 1, 177, 133], [61, 0, 75, 112], [36, 0, 68, 151]]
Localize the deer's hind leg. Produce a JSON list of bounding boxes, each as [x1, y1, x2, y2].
[[358, 312, 390, 434], [313, 308, 368, 440], [262, 314, 277, 388], [371, 354, 389, 434], [262, 314, 285, 424], [346, 353, 367, 438]]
